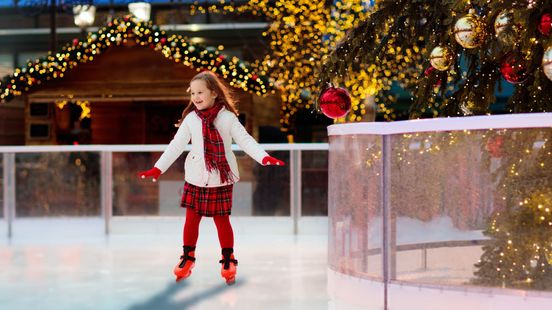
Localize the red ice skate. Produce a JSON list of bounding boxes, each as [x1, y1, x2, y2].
[[174, 246, 196, 282], [219, 248, 238, 285]]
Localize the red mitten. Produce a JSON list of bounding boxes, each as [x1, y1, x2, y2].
[[138, 167, 162, 182], [262, 156, 286, 166]]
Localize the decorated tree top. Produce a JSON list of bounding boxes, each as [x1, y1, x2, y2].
[[0, 16, 273, 103], [319, 0, 552, 119]]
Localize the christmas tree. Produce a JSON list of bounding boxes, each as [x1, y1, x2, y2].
[[319, 0, 552, 118], [473, 129, 552, 290]]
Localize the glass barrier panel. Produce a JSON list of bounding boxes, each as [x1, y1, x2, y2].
[[388, 128, 552, 292], [328, 135, 383, 280], [113, 151, 181, 216], [114, 150, 291, 216], [244, 150, 290, 216], [15, 152, 101, 217], [302, 150, 328, 216]]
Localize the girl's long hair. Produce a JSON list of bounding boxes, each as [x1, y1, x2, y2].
[[175, 71, 239, 127]]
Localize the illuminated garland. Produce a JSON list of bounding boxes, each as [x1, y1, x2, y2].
[[0, 16, 273, 103]]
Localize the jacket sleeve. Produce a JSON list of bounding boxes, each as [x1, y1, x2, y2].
[[230, 114, 269, 164], [154, 120, 191, 173]]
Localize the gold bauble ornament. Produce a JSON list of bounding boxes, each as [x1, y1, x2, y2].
[[543, 46, 552, 82], [454, 12, 487, 49], [494, 10, 522, 43], [429, 46, 454, 71]]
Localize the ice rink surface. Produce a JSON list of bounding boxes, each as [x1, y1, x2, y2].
[[0, 218, 329, 310]]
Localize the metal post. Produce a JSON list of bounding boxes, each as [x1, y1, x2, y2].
[[290, 149, 302, 235], [3, 153, 15, 238], [422, 247, 428, 270], [101, 151, 113, 235], [381, 135, 391, 310]]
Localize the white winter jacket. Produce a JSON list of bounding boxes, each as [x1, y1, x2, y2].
[[154, 107, 269, 187]]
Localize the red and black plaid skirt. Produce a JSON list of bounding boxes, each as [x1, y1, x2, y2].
[[180, 182, 234, 217]]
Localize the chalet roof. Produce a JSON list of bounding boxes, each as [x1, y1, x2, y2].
[[0, 16, 272, 103]]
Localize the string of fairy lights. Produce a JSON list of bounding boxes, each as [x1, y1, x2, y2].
[[486, 186, 552, 285], [488, 134, 552, 285], [0, 16, 273, 104]]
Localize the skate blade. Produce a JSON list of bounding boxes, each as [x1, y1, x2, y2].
[[175, 270, 192, 282], [225, 277, 236, 285]]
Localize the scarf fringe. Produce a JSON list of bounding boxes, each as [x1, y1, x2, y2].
[[205, 159, 236, 184]]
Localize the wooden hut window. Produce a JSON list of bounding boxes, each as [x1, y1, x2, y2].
[[29, 102, 50, 118], [29, 123, 50, 139]]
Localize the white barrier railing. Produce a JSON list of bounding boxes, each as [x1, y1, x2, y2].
[[1, 143, 329, 237], [328, 112, 552, 135]]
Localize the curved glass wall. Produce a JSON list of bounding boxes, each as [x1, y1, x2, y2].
[[328, 134, 383, 280], [328, 114, 552, 305]]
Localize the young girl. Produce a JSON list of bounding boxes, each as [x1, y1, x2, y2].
[[138, 71, 284, 285]]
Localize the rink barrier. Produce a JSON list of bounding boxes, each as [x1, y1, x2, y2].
[[328, 112, 552, 135], [327, 112, 552, 310], [0, 143, 329, 237]]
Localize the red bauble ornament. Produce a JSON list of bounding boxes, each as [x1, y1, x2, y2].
[[539, 13, 551, 36], [500, 52, 529, 84], [486, 135, 504, 158], [72, 38, 79, 46], [251, 74, 258, 80], [318, 86, 352, 119], [160, 38, 167, 44]]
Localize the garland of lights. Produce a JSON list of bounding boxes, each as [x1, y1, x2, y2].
[[0, 16, 273, 104]]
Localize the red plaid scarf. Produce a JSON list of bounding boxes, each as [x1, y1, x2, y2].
[[195, 104, 235, 184]]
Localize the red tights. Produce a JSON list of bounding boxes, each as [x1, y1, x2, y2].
[[183, 207, 234, 248]]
